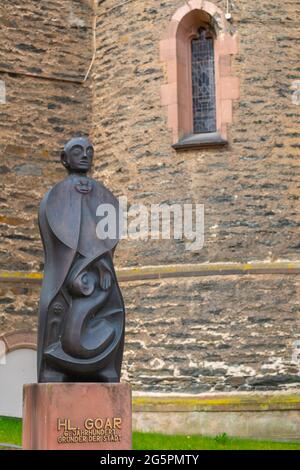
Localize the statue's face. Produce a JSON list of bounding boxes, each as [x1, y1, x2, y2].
[[62, 138, 94, 173]]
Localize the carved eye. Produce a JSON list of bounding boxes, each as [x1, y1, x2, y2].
[[86, 146, 94, 158], [70, 145, 83, 157]]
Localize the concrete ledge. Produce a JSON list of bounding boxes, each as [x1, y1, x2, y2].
[[172, 132, 228, 150], [132, 392, 300, 441], [132, 392, 300, 412]]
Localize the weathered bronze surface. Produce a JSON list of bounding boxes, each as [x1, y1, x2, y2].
[[37, 137, 125, 382]]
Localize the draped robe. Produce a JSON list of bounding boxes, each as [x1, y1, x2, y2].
[[37, 174, 125, 383]]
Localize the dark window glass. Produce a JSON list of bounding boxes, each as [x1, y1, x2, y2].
[[191, 28, 216, 134]]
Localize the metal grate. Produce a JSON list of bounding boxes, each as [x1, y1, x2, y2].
[[191, 28, 217, 134]]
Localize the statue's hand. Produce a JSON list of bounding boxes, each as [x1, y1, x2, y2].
[[100, 270, 112, 291]]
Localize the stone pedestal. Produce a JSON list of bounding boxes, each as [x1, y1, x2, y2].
[[22, 383, 132, 450]]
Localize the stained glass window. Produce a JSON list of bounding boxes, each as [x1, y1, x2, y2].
[[191, 28, 217, 134]]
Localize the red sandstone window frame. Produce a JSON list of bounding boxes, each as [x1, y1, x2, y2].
[[0, 330, 37, 353], [160, 1, 239, 150]]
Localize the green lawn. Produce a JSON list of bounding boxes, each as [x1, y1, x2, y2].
[[134, 432, 300, 450], [0, 417, 22, 447], [1, 417, 300, 450]]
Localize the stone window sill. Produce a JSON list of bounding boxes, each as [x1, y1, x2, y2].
[[172, 132, 228, 150]]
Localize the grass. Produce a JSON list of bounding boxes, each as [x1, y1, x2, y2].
[[1, 417, 300, 450], [0, 417, 22, 447], [134, 432, 300, 450]]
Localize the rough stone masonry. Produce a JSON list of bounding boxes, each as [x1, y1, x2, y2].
[[0, 0, 300, 393]]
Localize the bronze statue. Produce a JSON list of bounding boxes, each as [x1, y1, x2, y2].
[[37, 137, 125, 383]]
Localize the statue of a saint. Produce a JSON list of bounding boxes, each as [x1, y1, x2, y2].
[[37, 137, 125, 383]]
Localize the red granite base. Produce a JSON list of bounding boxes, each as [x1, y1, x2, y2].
[[22, 383, 132, 450]]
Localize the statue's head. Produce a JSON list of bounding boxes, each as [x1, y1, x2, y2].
[[61, 137, 94, 174]]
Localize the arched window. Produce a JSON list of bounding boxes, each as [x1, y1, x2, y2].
[[191, 27, 216, 134], [0, 331, 37, 418], [160, 1, 239, 150]]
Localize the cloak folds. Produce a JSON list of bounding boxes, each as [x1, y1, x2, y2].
[[37, 175, 125, 382]]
